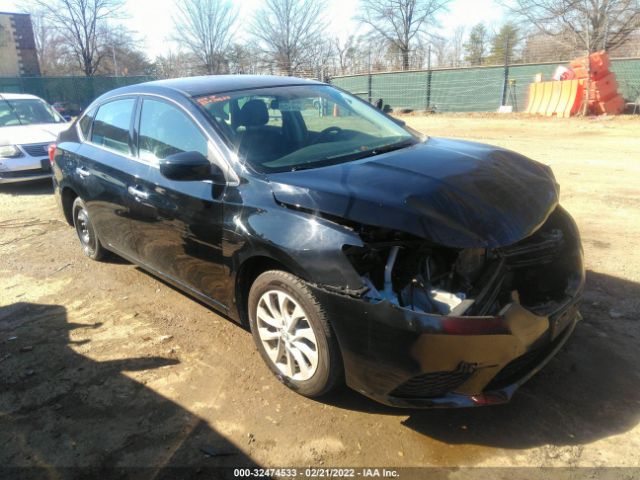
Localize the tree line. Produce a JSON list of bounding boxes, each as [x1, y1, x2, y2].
[[25, 0, 640, 78]]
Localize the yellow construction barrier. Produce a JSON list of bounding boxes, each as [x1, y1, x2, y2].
[[525, 80, 584, 118]]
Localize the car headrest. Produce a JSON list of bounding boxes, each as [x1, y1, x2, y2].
[[238, 99, 268, 127]]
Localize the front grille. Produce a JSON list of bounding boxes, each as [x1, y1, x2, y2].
[[20, 143, 49, 157], [390, 363, 475, 398]]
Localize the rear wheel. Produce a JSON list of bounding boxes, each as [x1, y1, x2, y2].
[[248, 270, 343, 397], [72, 197, 106, 261]]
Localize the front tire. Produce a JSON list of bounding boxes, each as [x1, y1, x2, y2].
[[248, 270, 343, 397], [72, 197, 106, 261]]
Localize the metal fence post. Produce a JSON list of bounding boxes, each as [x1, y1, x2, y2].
[[426, 44, 432, 110], [501, 37, 510, 106], [367, 50, 372, 104]]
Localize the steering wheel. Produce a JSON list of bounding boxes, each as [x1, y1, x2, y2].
[[312, 126, 343, 145]]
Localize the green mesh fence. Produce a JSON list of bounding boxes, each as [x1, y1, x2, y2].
[[0, 75, 157, 108], [611, 59, 640, 103], [332, 58, 640, 113]]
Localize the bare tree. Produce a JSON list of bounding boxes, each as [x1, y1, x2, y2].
[[226, 43, 263, 75], [504, 0, 640, 53], [450, 25, 465, 67], [520, 31, 579, 62], [432, 26, 465, 67], [173, 0, 238, 74], [98, 26, 152, 76], [27, 8, 68, 75], [430, 34, 448, 67], [308, 39, 335, 80], [155, 50, 201, 78], [250, 0, 326, 76], [334, 36, 358, 74], [27, 0, 126, 76], [356, 0, 452, 70]]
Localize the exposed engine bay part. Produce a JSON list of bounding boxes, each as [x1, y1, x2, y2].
[[345, 207, 580, 317]]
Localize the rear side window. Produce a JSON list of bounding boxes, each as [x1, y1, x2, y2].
[[91, 99, 135, 155], [138, 99, 208, 162], [78, 108, 95, 139]]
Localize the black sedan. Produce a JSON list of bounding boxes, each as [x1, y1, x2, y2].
[[51, 75, 584, 408]]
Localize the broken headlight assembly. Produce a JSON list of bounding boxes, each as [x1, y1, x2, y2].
[[343, 208, 579, 319]]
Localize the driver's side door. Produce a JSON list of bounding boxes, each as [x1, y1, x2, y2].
[[127, 96, 227, 307]]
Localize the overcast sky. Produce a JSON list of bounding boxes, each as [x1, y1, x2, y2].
[[1, 0, 506, 58]]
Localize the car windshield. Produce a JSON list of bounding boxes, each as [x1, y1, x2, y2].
[[0, 98, 66, 127], [196, 84, 418, 173]]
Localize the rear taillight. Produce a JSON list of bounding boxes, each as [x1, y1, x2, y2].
[[48, 143, 57, 165]]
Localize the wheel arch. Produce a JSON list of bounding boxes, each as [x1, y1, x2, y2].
[[235, 255, 296, 327], [61, 186, 79, 226]]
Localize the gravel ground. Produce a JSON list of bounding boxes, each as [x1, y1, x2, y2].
[[1, 114, 639, 478]]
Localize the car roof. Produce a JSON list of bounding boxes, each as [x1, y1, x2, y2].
[[0, 93, 43, 101], [103, 75, 324, 99]]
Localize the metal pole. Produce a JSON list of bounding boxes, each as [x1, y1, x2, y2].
[[501, 36, 510, 106], [367, 50, 372, 104], [426, 44, 432, 110]]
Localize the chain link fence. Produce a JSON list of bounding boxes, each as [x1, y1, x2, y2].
[[2, 56, 639, 114], [0, 75, 157, 108], [330, 57, 640, 113]]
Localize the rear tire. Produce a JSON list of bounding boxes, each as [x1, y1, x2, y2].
[[72, 197, 106, 261], [248, 270, 343, 397]]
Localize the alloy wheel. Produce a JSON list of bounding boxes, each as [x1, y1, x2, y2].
[[255, 289, 319, 381], [75, 207, 95, 255]]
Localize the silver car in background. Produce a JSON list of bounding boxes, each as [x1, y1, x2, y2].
[[0, 93, 68, 184]]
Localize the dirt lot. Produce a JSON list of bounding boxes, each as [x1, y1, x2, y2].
[[1, 114, 640, 478]]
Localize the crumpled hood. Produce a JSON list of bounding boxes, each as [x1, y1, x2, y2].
[[0, 123, 69, 146], [268, 137, 559, 248]]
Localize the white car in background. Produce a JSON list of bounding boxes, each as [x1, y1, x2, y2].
[[0, 93, 69, 184]]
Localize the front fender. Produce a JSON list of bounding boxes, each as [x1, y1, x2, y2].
[[229, 204, 365, 291]]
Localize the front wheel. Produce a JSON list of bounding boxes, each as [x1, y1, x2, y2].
[[248, 270, 343, 397], [72, 197, 106, 261]]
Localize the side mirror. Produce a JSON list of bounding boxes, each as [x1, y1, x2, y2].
[[159, 151, 225, 183]]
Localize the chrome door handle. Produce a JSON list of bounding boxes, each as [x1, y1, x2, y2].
[[76, 166, 91, 177], [127, 185, 150, 200]]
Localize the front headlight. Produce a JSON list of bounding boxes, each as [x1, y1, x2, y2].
[[0, 145, 23, 158]]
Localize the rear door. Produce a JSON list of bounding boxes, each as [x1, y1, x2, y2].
[[126, 96, 227, 306], [74, 96, 142, 258]]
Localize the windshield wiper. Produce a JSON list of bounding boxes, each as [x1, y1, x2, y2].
[[366, 138, 417, 157], [287, 139, 418, 172]]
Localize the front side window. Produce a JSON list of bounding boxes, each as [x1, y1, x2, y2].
[[0, 98, 65, 127], [197, 85, 417, 173], [91, 99, 135, 155], [138, 98, 208, 163]]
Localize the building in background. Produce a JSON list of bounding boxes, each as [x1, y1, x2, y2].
[[0, 12, 41, 77]]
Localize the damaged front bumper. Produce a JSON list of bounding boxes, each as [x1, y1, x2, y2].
[[309, 273, 584, 408]]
